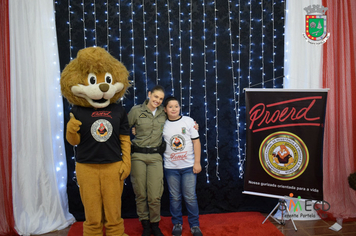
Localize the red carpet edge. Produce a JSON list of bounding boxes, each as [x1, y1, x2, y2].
[[68, 212, 283, 236]]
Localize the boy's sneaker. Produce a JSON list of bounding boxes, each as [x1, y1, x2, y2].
[[191, 226, 203, 236], [172, 223, 182, 236]]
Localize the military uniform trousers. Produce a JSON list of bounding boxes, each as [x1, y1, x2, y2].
[[130, 152, 164, 223]]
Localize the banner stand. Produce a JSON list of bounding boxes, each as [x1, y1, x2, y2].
[[262, 199, 297, 231]]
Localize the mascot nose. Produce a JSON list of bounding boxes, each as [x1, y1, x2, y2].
[[99, 83, 110, 92]]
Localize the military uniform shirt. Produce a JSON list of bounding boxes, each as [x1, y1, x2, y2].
[[128, 99, 167, 148]]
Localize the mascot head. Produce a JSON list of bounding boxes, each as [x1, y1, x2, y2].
[[60, 47, 130, 108]]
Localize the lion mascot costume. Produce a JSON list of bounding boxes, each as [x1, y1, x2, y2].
[[60, 47, 131, 236]]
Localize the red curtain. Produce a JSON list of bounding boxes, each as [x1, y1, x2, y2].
[[0, 0, 18, 235], [322, 0, 356, 219]]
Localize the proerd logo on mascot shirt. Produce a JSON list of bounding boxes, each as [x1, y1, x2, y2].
[[91, 119, 113, 142]]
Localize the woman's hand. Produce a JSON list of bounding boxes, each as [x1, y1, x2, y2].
[[194, 121, 199, 130], [132, 127, 136, 135]]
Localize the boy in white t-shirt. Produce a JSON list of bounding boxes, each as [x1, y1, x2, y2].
[[162, 96, 203, 236]]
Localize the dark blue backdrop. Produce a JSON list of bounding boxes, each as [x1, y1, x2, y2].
[[55, 0, 284, 220]]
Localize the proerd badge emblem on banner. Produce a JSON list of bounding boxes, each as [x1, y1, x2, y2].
[[259, 131, 309, 181]]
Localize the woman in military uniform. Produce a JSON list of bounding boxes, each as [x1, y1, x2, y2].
[[128, 85, 167, 236]]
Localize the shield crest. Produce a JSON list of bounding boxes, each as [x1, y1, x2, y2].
[[305, 15, 327, 41]]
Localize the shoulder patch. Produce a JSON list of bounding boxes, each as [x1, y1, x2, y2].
[[139, 113, 147, 118]]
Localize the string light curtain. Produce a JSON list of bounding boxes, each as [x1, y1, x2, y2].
[[55, 0, 285, 219]]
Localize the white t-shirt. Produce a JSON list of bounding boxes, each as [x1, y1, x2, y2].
[[163, 116, 199, 169]]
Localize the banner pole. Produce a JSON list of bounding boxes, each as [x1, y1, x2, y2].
[[262, 198, 297, 231]]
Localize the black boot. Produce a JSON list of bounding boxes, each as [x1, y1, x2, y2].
[[151, 222, 164, 236], [141, 220, 151, 236]]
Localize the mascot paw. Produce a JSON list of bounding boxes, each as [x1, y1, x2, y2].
[[119, 162, 131, 180], [67, 113, 82, 133]]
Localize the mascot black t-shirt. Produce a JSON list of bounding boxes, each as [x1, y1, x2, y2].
[[71, 103, 129, 164]]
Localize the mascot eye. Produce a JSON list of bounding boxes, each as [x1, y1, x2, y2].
[[105, 72, 113, 84], [88, 73, 97, 85]]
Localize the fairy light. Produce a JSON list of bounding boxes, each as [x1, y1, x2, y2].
[[65, 0, 75, 183], [238, 0, 241, 86], [282, 0, 285, 87], [117, 0, 122, 61], [238, 0, 245, 178], [228, 1, 234, 86], [202, 0, 209, 183], [116, 0, 125, 106], [93, 1, 97, 46], [228, 0, 242, 179], [179, 0, 183, 110], [72, 146, 78, 187], [276, 0, 285, 86], [142, 2, 148, 95], [272, 0, 275, 87], [105, 1, 109, 51], [166, 1, 174, 95], [261, 0, 265, 87], [130, 1, 136, 104], [188, 0, 193, 116], [155, 0, 159, 84], [82, 0, 86, 48], [213, 1, 220, 181], [116, 2, 124, 114], [273, 0, 285, 86], [49, 2, 69, 192], [248, 0, 252, 87], [68, 0, 72, 59]]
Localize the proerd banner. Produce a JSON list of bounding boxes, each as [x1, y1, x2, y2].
[[244, 89, 328, 201]]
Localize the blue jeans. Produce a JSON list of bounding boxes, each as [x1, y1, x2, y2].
[[164, 167, 200, 228]]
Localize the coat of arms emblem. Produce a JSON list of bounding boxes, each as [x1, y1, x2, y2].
[[303, 5, 330, 44]]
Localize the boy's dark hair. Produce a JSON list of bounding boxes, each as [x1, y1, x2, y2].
[[150, 85, 165, 94], [164, 96, 179, 107]]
